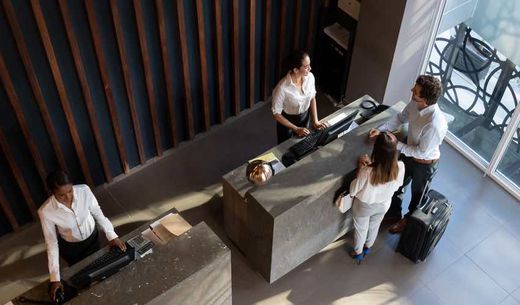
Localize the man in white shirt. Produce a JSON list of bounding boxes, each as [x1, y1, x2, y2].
[[368, 75, 448, 233], [39, 170, 126, 300]]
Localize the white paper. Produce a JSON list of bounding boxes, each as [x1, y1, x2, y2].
[[327, 112, 347, 126], [147, 213, 192, 245], [142, 228, 166, 246]]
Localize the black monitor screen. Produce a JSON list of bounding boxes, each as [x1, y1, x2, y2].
[[318, 110, 359, 146]]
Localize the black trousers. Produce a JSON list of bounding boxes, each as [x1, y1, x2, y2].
[[385, 154, 439, 219], [276, 110, 310, 144], [58, 227, 101, 266]]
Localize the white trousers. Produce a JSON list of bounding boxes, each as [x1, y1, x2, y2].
[[352, 198, 391, 254]]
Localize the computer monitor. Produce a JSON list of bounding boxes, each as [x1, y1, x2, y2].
[[317, 110, 359, 146]]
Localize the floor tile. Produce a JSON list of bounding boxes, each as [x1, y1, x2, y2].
[[445, 204, 501, 254], [467, 228, 520, 293], [513, 287, 520, 302], [402, 285, 445, 305], [427, 256, 508, 305], [501, 296, 520, 305]]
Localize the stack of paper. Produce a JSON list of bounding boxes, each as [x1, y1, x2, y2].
[[144, 213, 192, 245]]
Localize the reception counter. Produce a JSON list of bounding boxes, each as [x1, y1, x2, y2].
[[12, 212, 231, 305], [223, 95, 405, 283]]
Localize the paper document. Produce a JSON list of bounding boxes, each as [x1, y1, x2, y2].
[[327, 112, 347, 126], [147, 213, 192, 245], [249, 152, 277, 163], [142, 228, 166, 246], [159, 213, 192, 236]]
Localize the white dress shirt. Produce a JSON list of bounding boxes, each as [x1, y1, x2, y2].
[[38, 184, 118, 281], [350, 161, 405, 204], [271, 72, 317, 115], [378, 102, 448, 160]]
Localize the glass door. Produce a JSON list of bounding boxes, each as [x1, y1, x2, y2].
[[423, 1, 520, 199]]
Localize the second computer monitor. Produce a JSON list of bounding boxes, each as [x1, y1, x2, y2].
[[318, 110, 359, 146]]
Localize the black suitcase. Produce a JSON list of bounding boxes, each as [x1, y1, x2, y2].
[[397, 189, 453, 263]]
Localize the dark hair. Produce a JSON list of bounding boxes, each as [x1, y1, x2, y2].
[[370, 132, 399, 185], [416, 75, 443, 105], [46, 170, 72, 192], [282, 50, 309, 75]]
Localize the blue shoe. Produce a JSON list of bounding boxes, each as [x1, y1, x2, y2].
[[350, 250, 364, 265], [363, 247, 371, 257]]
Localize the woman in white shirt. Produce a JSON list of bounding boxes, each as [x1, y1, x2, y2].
[[349, 132, 405, 263], [271, 51, 326, 143], [39, 170, 126, 300]]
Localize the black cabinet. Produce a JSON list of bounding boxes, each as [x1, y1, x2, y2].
[[315, 11, 357, 103]]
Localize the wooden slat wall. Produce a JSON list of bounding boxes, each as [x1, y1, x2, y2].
[[109, 0, 145, 165], [58, 0, 113, 182], [0, 0, 322, 236]]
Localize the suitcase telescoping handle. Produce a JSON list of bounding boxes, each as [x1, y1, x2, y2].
[[417, 167, 438, 213]]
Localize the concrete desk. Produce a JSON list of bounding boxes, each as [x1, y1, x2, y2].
[[223, 95, 405, 283], [12, 214, 231, 305]]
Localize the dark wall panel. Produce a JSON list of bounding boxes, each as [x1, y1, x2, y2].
[[0, 0, 323, 236]]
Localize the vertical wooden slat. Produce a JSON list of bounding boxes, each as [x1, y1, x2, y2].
[[2, 0, 67, 172], [109, 0, 145, 164], [214, 0, 225, 123], [249, 0, 256, 107], [134, 0, 163, 156], [0, 129, 38, 219], [277, 1, 287, 79], [293, 0, 302, 50], [306, 0, 318, 55], [31, 0, 94, 186], [262, 0, 272, 100], [156, 0, 178, 146], [58, 0, 112, 182], [0, 55, 47, 184], [231, 0, 240, 115], [0, 186, 20, 232], [176, 0, 195, 139], [195, 0, 211, 130], [85, 0, 130, 173]]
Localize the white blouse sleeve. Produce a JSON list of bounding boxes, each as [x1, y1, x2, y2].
[[349, 167, 369, 197], [271, 84, 285, 115], [308, 73, 317, 98]]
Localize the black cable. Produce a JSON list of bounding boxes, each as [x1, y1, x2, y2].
[[15, 296, 53, 304]]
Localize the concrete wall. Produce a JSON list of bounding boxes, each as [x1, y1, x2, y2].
[[344, 0, 407, 103], [383, 0, 447, 106]]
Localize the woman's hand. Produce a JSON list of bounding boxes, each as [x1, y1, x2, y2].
[[358, 154, 371, 167], [368, 128, 380, 138], [109, 237, 127, 252], [293, 127, 310, 137], [313, 120, 327, 130]]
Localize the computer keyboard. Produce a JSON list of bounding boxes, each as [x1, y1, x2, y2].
[[289, 129, 325, 158], [68, 244, 136, 289]]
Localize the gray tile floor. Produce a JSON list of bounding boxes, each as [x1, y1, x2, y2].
[[1, 99, 520, 305]]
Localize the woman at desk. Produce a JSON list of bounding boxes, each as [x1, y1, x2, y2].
[[272, 51, 326, 144], [348, 132, 405, 263], [38, 170, 126, 300]]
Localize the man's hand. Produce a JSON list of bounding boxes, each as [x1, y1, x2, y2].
[[368, 128, 380, 138], [109, 237, 127, 252], [49, 281, 63, 301], [358, 154, 371, 167], [313, 120, 327, 130], [293, 127, 310, 137]]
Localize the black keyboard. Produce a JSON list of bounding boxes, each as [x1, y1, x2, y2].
[[289, 129, 325, 158], [68, 244, 135, 289]]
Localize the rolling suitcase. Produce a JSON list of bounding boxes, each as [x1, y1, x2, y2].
[[397, 189, 452, 262]]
